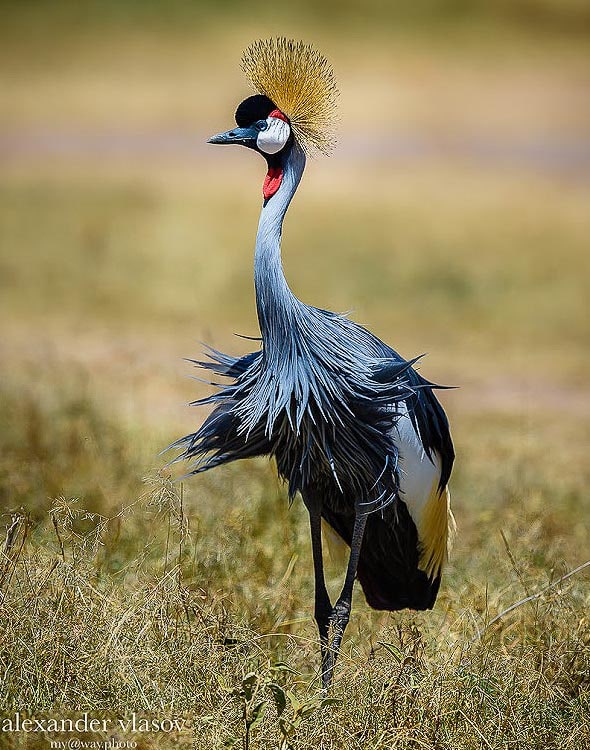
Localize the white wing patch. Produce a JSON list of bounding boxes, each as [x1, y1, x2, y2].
[[257, 116, 291, 154], [393, 402, 440, 520]]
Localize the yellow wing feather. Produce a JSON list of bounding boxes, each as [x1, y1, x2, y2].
[[418, 482, 456, 580]]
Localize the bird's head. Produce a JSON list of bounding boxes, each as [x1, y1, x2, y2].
[[207, 38, 338, 200], [208, 94, 293, 199]]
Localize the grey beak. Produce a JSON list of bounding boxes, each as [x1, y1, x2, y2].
[[207, 126, 259, 147]]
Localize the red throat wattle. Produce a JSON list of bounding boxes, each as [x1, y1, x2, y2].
[[263, 166, 283, 199]]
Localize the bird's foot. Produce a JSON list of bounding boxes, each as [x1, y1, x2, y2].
[[320, 599, 352, 691]]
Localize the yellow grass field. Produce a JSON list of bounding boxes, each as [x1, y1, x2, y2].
[[0, 4, 589, 748]]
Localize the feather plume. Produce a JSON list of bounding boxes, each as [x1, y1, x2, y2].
[[241, 38, 339, 156]]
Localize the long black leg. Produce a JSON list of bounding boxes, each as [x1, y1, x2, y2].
[[323, 509, 368, 689], [305, 503, 333, 689]]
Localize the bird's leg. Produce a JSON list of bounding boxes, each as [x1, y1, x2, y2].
[[324, 509, 368, 689], [306, 505, 333, 689]]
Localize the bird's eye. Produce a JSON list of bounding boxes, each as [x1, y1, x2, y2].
[[255, 120, 268, 131]]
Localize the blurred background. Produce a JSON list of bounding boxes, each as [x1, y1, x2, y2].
[[0, 0, 588, 550]]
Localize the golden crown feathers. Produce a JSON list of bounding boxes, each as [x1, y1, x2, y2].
[[241, 38, 339, 156]]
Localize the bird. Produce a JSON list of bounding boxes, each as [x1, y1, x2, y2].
[[173, 38, 456, 690]]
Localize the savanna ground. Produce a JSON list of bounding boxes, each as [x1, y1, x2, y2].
[[0, 2, 589, 748]]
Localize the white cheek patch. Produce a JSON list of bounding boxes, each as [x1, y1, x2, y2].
[[257, 117, 291, 155]]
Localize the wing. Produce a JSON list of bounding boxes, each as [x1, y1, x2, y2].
[[317, 349, 455, 612], [172, 347, 271, 473]]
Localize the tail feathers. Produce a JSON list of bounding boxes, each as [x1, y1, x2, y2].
[[321, 497, 441, 612], [358, 552, 441, 611]]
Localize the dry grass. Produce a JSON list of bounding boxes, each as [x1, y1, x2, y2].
[[1, 5, 589, 749], [0, 438, 588, 748]]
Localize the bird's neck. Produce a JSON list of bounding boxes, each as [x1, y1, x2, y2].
[[254, 143, 306, 345]]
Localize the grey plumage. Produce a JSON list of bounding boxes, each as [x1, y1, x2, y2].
[[173, 52, 455, 688]]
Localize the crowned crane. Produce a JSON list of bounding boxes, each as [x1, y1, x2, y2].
[[174, 38, 456, 689]]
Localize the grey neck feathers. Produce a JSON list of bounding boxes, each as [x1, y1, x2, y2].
[[254, 142, 306, 346]]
